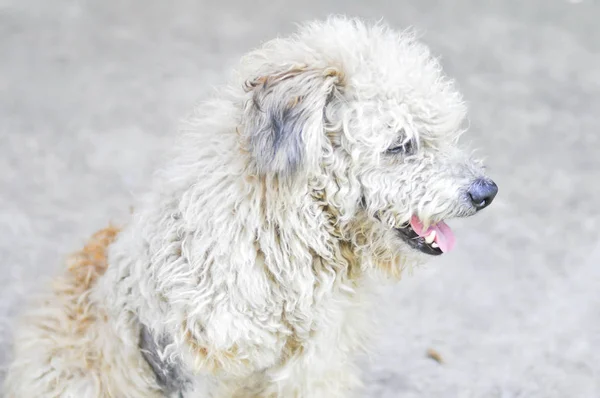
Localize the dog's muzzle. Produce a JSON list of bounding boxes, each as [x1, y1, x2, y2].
[[393, 178, 498, 255]]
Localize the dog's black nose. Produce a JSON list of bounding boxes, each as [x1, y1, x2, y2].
[[468, 178, 498, 211]]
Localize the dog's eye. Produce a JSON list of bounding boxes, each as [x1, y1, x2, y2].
[[387, 140, 414, 155]]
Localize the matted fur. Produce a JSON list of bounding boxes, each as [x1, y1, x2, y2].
[[4, 16, 495, 397], [3, 227, 163, 397]]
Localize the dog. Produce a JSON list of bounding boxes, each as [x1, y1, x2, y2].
[[4, 16, 498, 397]]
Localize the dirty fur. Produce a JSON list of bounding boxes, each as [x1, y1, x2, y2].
[[4, 16, 494, 397], [3, 227, 163, 397]]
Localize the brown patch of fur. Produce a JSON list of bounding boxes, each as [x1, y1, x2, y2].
[[339, 240, 362, 281], [50, 226, 120, 337], [245, 65, 308, 91], [181, 320, 251, 375], [375, 255, 404, 280], [244, 64, 344, 93], [38, 227, 117, 353], [66, 225, 120, 291], [323, 65, 346, 86], [288, 96, 301, 108], [281, 332, 304, 361]]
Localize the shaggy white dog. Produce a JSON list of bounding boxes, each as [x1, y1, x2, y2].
[[4, 16, 498, 398]]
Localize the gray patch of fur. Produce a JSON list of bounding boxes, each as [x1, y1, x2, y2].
[[270, 105, 304, 170], [245, 68, 339, 175], [139, 324, 188, 397]]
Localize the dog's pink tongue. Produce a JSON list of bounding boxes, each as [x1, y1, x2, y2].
[[410, 216, 456, 252]]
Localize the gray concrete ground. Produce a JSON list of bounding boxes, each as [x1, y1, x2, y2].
[[1, 0, 599, 396]]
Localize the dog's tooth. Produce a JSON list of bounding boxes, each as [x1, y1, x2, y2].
[[431, 242, 439, 248], [425, 230, 436, 244]]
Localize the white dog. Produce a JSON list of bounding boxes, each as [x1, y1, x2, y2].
[[4, 16, 497, 397]]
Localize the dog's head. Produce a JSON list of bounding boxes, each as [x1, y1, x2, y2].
[[239, 17, 497, 270]]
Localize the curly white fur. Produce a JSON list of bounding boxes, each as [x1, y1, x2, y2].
[[4, 16, 494, 398]]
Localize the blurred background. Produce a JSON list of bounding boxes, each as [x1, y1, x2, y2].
[[1, 0, 599, 397]]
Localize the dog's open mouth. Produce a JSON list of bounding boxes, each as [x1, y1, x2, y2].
[[395, 216, 456, 256]]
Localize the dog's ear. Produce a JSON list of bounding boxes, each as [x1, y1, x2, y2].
[[243, 65, 343, 176]]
